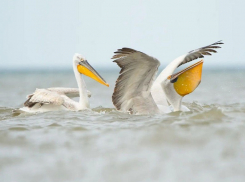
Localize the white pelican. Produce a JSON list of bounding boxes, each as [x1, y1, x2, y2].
[[15, 53, 109, 113], [112, 41, 223, 115]]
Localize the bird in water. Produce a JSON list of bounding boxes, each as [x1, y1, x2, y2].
[[14, 53, 109, 113], [112, 41, 223, 115]]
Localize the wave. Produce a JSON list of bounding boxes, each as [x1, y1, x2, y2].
[[1, 103, 244, 128]]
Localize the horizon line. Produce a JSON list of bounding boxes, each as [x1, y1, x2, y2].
[[1, 66, 245, 73]]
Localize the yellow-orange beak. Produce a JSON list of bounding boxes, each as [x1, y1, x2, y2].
[[77, 60, 109, 87], [168, 60, 203, 96]]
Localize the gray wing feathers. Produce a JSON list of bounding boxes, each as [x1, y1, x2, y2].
[[179, 40, 224, 67], [24, 89, 64, 107], [24, 87, 91, 108], [47, 88, 91, 98], [47, 88, 79, 97], [112, 48, 160, 114]]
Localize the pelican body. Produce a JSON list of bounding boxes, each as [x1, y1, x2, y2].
[[15, 54, 109, 113], [112, 41, 223, 115]]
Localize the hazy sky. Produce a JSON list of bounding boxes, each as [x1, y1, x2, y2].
[[0, 0, 244, 70]]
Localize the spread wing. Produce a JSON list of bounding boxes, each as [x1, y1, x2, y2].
[[178, 40, 224, 67], [112, 48, 160, 114], [47, 88, 91, 98], [24, 89, 64, 108]]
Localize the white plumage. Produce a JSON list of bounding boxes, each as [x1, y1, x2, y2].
[[14, 53, 108, 113]]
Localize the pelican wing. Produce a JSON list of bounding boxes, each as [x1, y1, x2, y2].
[[112, 48, 160, 114], [178, 40, 224, 67], [24, 89, 64, 107], [47, 88, 92, 98]]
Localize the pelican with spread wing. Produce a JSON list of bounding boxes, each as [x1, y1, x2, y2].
[[15, 53, 109, 113], [112, 41, 223, 115]]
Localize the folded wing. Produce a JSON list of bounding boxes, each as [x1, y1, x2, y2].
[[24, 89, 64, 108], [47, 88, 91, 98]]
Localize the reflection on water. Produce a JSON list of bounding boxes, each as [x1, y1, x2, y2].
[[0, 70, 245, 182]]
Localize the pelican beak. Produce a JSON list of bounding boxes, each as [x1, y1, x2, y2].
[[77, 60, 109, 87], [168, 60, 203, 96]]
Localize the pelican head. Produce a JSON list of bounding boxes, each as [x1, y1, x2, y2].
[[73, 53, 86, 64], [73, 53, 109, 87]]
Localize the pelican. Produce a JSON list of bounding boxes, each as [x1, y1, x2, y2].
[[112, 41, 223, 115], [14, 53, 109, 113]]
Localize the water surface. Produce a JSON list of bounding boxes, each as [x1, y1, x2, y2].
[[0, 70, 245, 182]]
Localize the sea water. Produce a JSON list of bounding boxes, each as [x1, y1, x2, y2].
[[0, 69, 245, 182]]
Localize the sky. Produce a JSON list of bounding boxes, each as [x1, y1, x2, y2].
[[0, 0, 244, 71]]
